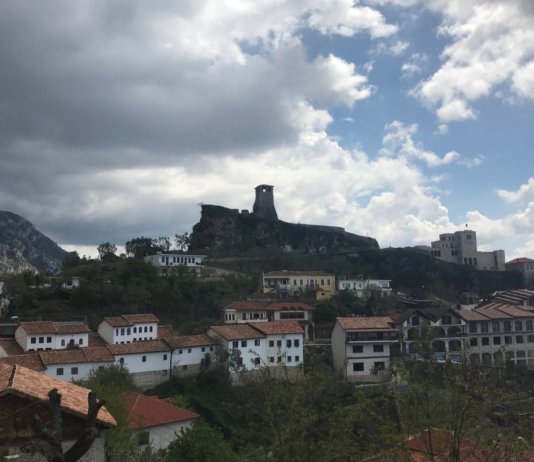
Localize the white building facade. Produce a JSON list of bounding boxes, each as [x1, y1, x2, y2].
[[97, 314, 159, 344], [144, 253, 207, 275]]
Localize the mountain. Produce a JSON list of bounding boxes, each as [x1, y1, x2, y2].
[[0, 211, 68, 275]]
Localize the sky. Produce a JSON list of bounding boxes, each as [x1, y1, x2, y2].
[[0, 0, 533, 259]]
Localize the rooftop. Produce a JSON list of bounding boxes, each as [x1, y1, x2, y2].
[[18, 321, 91, 335], [209, 324, 265, 341], [102, 313, 159, 327], [337, 316, 396, 331], [106, 340, 170, 355], [38, 347, 114, 365], [0, 353, 45, 371], [164, 334, 216, 349], [0, 363, 116, 427], [122, 391, 199, 430], [249, 321, 304, 335], [224, 300, 265, 312]]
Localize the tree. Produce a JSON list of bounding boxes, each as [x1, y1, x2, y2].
[[166, 420, 239, 462], [154, 236, 172, 252], [125, 237, 159, 259], [97, 242, 118, 262], [25, 388, 106, 462], [174, 232, 191, 252]]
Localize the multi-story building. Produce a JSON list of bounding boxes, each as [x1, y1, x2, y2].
[[265, 301, 315, 340], [505, 258, 534, 289], [398, 308, 467, 361], [430, 230, 505, 271], [337, 278, 392, 297], [144, 253, 207, 276], [331, 317, 399, 382], [222, 300, 268, 324], [164, 334, 217, 376], [262, 270, 336, 300], [15, 321, 91, 352], [39, 347, 114, 382], [98, 314, 159, 344]]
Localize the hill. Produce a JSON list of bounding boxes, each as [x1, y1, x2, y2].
[[0, 211, 67, 275]]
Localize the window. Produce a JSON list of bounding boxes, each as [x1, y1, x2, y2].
[[255, 339, 260, 346], [286, 340, 292, 348], [201, 347, 206, 352], [493, 337, 501, 345], [352, 345, 363, 353], [294, 339, 300, 348], [504, 321, 512, 332], [46, 337, 52, 343], [138, 431, 150, 446], [119, 358, 124, 365], [61, 339, 65, 346], [57, 368, 64, 376], [178, 349, 183, 354], [30, 337, 36, 344], [480, 322, 488, 333], [269, 357, 274, 363], [287, 356, 292, 362], [163, 354, 168, 360], [71, 367, 78, 375], [78, 338, 83, 345], [39, 337, 44, 343], [182, 365, 188, 370], [441, 315, 452, 325], [373, 345, 384, 353], [144, 326, 148, 332], [142, 356, 147, 362], [468, 322, 476, 334], [527, 320, 534, 331], [120, 328, 125, 335], [516, 321, 523, 331], [295, 356, 300, 362], [528, 335, 534, 343], [470, 337, 477, 347], [492, 321, 500, 333], [241, 313, 248, 320], [353, 363, 364, 372], [482, 337, 489, 346], [187, 348, 192, 353], [133, 327, 137, 333], [127, 328, 131, 335], [277, 340, 282, 347], [269, 340, 274, 347], [209, 346, 214, 351], [254, 357, 261, 365], [517, 335, 524, 344], [277, 356, 282, 363], [232, 341, 238, 348], [241, 341, 247, 348], [149, 326, 153, 332], [505, 336, 513, 345]]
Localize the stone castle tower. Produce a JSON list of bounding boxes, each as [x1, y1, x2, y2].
[[252, 184, 278, 220]]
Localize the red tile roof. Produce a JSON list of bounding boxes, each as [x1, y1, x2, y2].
[[0, 338, 25, 355], [38, 347, 114, 365], [0, 363, 116, 427], [157, 325, 177, 339], [164, 334, 216, 349], [224, 300, 265, 311], [106, 340, 170, 355], [54, 323, 91, 334], [336, 316, 395, 331], [19, 321, 56, 334], [122, 391, 198, 430], [209, 325, 265, 341], [88, 333, 108, 347], [249, 321, 304, 335], [266, 302, 314, 311], [102, 314, 159, 327], [506, 257, 534, 265], [0, 353, 45, 371]]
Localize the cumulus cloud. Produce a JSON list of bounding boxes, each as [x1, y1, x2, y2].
[[401, 52, 428, 78], [380, 121, 460, 167], [498, 178, 534, 203]]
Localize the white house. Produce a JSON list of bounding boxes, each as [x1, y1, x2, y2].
[[248, 321, 304, 369], [107, 340, 171, 389], [122, 392, 199, 450], [15, 321, 91, 352], [144, 253, 207, 276], [265, 301, 315, 340], [39, 347, 114, 382], [97, 314, 159, 345], [207, 324, 266, 375], [338, 279, 392, 297], [164, 334, 217, 376], [222, 300, 268, 324], [331, 317, 399, 383]]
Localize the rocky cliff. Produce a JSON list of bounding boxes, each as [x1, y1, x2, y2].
[[0, 211, 68, 275], [190, 205, 379, 255]]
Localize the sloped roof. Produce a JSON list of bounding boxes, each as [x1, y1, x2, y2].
[[88, 333, 108, 347], [224, 300, 265, 311], [506, 258, 534, 265], [266, 302, 314, 311], [54, 323, 91, 334], [39, 347, 114, 365], [209, 325, 265, 341], [0, 363, 116, 427], [164, 334, 216, 349], [406, 428, 476, 461], [249, 321, 304, 335], [0, 338, 25, 355], [0, 353, 45, 371], [102, 314, 159, 327], [396, 308, 461, 324], [157, 325, 177, 339], [122, 392, 198, 430], [336, 316, 395, 331], [19, 321, 91, 335], [106, 340, 170, 355]]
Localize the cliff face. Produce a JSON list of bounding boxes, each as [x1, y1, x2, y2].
[[190, 205, 379, 254], [0, 211, 67, 275]]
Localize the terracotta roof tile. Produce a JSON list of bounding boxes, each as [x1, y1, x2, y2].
[[106, 340, 170, 355], [88, 333, 108, 347], [122, 392, 198, 429], [164, 334, 216, 349], [102, 316, 133, 327], [337, 316, 395, 331], [81, 347, 115, 362], [19, 321, 56, 334], [456, 309, 491, 321], [506, 257, 534, 265], [209, 325, 265, 341], [249, 321, 304, 335], [0, 338, 25, 355], [0, 363, 116, 427], [38, 347, 114, 365], [266, 302, 314, 311], [224, 300, 265, 311], [0, 353, 45, 371], [54, 323, 91, 334], [157, 325, 177, 339], [122, 314, 159, 324]]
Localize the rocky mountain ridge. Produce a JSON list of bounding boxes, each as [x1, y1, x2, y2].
[[0, 211, 67, 276]]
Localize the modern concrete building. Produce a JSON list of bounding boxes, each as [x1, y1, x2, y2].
[[430, 230, 505, 271]]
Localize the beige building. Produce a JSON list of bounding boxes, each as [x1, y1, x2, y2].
[[430, 230, 505, 271], [262, 270, 336, 300]]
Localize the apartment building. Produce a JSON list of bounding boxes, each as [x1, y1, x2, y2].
[[98, 314, 159, 344], [262, 270, 336, 300], [144, 253, 207, 275]]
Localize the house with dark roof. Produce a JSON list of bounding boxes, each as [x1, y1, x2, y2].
[[121, 392, 198, 450], [0, 363, 115, 461], [331, 316, 399, 382]]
